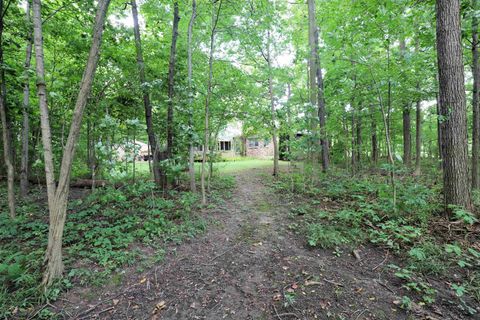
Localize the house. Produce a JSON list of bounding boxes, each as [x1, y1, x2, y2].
[[193, 122, 275, 159], [116, 140, 150, 161], [244, 137, 274, 158]]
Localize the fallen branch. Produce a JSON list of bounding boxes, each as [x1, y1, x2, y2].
[[272, 304, 300, 319], [323, 278, 344, 287], [372, 251, 389, 271]]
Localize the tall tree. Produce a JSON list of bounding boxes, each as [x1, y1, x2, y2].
[[21, 0, 33, 197], [131, 0, 162, 185], [400, 39, 412, 167], [311, 0, 329, 171], [267, 29, 279, 177], [472, 0, 480, 188], [0, 0, 15, 218], [307, 0, 317, 164], [201, 0, 222, 205], [32, 0, 111, 287], [370, 104, 378, 164], [436, 0, 471, 211], [188, 0, 197, 192], [166, 1, 180, 162]]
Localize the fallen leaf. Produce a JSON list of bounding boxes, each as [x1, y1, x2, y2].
[[112, 299, 120, 306], [291, 283, 298, 289], [319, 299, 330, 309], [139, 277, 147, 284], [152, 300, 166, 314]]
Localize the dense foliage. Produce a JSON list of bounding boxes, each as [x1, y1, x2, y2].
[[1, 0, 480, 318]]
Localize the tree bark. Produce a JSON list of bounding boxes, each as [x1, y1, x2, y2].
[[21, 1, 33, 197], [166, 1, 180, 161], [312, 1, 328, 171], [413, 35, 422, 176], [399, 38, 412, 167], [356, 108, 362, 166], [201, 0, 222, 205], [370, 104, 378, 165], [188, 0, 197, 192], [33, 0, 111, 287], [307, 0, 317, 163], [351, 109, 356, 175], [436, 0, 472, 212], [130, 0, 162, 185], [267, 29, 279, 177], [0, 0, 16, 218], [472, 0, 480, 188], [402, 104, 411, 166], [413, 100, 422, 175]]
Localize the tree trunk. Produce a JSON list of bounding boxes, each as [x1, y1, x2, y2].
[[21, 1, 33, 197], [307, 0, 317, 163], [370, 105, 378, 165], [130, 0, 162, 185], [413, 99, 422, 175], [166, 1, 180, 161], [351, 110, 356, 175], [399, 38, 412, 167], [436, 89, 443, 164], [33, 0, 111, 287], [402, 105, 411, 166], [436, 0, 472, 212], [201, 0, 222, 205], [309, 0, 329, 171], [267, 29, 279, 177], [413, 34, 422, 176], [0, 0, 16, 218], [356, 108, 362, 166], [472, 0, 480, 188], [188, 0, 197, 192]]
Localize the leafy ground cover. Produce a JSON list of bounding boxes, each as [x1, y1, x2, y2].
[[270, 164, 480, 316], [0, 175, 235, 319]]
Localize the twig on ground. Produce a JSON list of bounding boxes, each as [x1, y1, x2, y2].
[[323, 278, 344, 287], [97, 307, 114, 315], [372, 251, 389, 271], [27, 304, 47, 320], [355, 309, 368, 320], [272, 304, 300, 319], [375, 279, 395, 293], [74, 291, 124, 319], [212, 243, 240, 261]]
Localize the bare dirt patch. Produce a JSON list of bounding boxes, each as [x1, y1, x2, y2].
[[52, 169, 470, 319]]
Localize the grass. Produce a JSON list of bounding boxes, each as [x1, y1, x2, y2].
[[133, 158, 288, 176]]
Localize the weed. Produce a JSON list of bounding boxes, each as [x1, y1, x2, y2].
[[0, 175, 234, 318]]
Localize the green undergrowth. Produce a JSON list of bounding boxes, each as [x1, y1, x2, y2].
[[0, 175, 234, 319], [270, 168, 480, 316]]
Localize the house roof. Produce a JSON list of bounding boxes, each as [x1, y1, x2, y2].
[[218, 122, 242, 141]]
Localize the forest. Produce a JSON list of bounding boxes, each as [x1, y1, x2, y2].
[[1, 0, 480, 318]]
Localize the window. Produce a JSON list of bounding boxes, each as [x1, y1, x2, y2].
[[248, 139, 259, 148], [219, 141, 231, 151]]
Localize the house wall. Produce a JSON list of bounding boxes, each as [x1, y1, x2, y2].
[[245, 138, 274, 158]]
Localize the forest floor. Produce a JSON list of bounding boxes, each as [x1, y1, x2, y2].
[[52, 167, 473, 320]]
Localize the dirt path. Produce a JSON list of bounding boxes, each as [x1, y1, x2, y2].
[[58, 168, 462, 319]]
